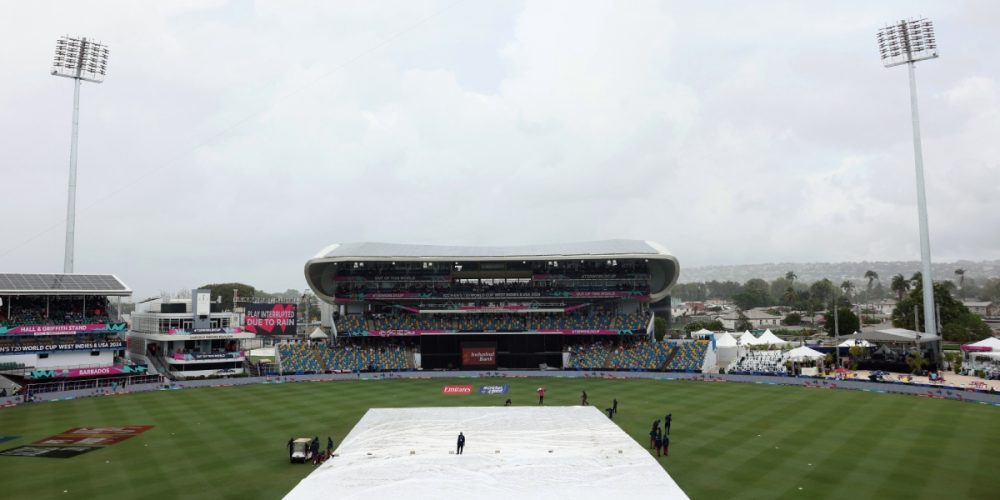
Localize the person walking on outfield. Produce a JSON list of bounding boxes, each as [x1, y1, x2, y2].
[[612, 398, 618, 415], [649, 421, 660, 449], [327, 436, 334, 458], [581, 390, 588, 405], [537, 387, 545, 405], [457, 432, 466, 455], [287, 438, 294, 461], [662, 434, 670, 457], [654, 433, 663, 457], [664, 413, 672, 434]]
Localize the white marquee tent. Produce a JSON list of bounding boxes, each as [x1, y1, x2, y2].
[[737, 331, 758, 346], [786, 346, 824, 362], [309, 327, 328, 339], [838, 339, 872, 348], [715, 332, 738, 348], [757, 330, 788, 346], [965, 337, 1000, 351]]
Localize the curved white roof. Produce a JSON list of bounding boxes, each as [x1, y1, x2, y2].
[[312, 239, 667, 260], [304, 239, 680, 304]]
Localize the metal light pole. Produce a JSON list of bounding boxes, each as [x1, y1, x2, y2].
[[877, 18, 938, 339], [51, 36, 110, 273]]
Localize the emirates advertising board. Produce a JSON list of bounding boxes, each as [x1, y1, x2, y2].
[[244, 303, 297, 335], [461, 343, 497, 368]]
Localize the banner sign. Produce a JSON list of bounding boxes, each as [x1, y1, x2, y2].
[[0, 445, 100, 459], [335, 275, 450, 282], [442, 385, 473, 395], [60, 426, 154, 436], [172, 351, 244, 361], [536, 329, 637, 335], [961, 345, 994, 352], [28, 364, 147, 380], [167, 327, 243, 335], [462, 347, 496, 367], [0, 322, 127, 336], [0, 340, 123, 354], [245, 303, 297, 335], [344, 329, 638, 336], [336, 292, 650, 301], [479, 384, 509, 395], [33, 434, 134, 446]]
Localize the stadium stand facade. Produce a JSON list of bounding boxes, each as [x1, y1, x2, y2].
[[126, 288, 251, 379], [0, 273, 154, 394], [304, 240, 685, 370]]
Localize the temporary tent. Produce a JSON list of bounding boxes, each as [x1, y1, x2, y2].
[[838, 339, 872, 348], [691, 328, 714, 339], [715, 332, 737, 348], [757, 330, 788, 346], [962, 337, 1000, 352], [786, 346, 824, 362], [737, 331, 759, 345], [309, 327, 329, 339]]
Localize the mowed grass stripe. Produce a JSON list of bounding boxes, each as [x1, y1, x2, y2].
[[1, 378, 998, 500]]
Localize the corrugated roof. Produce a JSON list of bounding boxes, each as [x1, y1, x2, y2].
[[319, 240, 665, 259], [0, 273, 131, 295]]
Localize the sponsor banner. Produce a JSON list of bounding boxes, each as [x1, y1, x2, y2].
[[462, 347, 496, 367], [167, 327, 243, 335], [33, 434, 134, 446], [479, 384, 509, 395], [28, 364, 148, 380], [961, 345, 993, 352], [0, 436, 19, 444], [0, 445, 101, 459], [350, 329, 638, 336], [442, 385, 473, 395], [245, 303, 297, 335], [172, 351, 245, 361], [0, 322, 127, 336], [62, 426, 154, 436], [0, 340, 123, 354], [567, 291, 647, 298], [335, 275, 450, 282], [536, 329, 635, 335]]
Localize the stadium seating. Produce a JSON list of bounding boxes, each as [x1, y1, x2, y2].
[[663, 341, 709, 372], [277, 343, 323, 374], [337, 310, 650, 334], [566, 343, 612, 370]]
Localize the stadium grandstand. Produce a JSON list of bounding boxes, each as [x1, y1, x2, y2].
[[0, 273, 155, 396], [293, 240, 713, 372]]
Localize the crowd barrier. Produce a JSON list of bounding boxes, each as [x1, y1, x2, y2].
[[3, 370, 999, 409]]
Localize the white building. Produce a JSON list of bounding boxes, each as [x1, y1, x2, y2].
[[962, 301, 994, 318], [127, 289, 254, 379], [717, 309, 781, 330]]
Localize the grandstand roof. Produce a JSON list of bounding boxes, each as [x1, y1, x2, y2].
[[312, 239, 668, 260], [304, 239, 680, 304], [0, 273, 131, 296]]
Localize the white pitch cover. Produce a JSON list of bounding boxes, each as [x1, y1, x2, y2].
[[284, 406, 688, 500]]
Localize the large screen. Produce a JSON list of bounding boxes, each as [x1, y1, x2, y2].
[[461, 343, 496, 368], [245, 303, 297, 335]]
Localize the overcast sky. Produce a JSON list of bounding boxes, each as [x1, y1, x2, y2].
[[2, 1, 998, 299]]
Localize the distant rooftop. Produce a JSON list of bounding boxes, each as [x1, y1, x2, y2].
[[0, 273, 131, 296]]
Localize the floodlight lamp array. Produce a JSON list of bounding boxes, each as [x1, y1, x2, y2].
[[51, 36, 110, 83], [877, 18, 937, 68]]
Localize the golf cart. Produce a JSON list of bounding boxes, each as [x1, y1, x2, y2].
[[290, 438, 313, 464]]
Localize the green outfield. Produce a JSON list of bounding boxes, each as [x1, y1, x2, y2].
[[1, 378, 997, 499]]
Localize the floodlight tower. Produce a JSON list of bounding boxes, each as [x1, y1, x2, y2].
[[877, 18, 938, 338], [51, 36, 110, 273]]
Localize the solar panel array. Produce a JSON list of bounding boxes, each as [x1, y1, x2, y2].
[[0, 274, 130, 295]]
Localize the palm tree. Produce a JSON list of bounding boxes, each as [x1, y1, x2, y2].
[[781, 286, 797, 306], [890, 274, 910, 301], [785, 271, 797, 289], [954, 268, 966, 299], [863, 270, 878, 299], [840, 280, 855, 300]]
